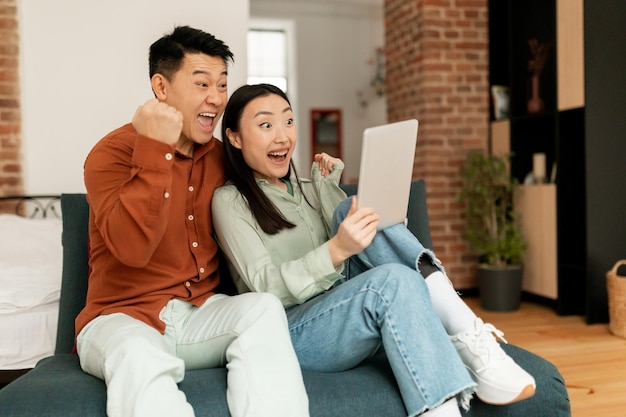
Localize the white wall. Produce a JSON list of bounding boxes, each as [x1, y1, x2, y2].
[[18, 0, 248, 194], [250, 0, 386, 182]]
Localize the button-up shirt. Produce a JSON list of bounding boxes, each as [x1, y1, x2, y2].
[[212, 161, 346, 308], [76, 123, 226, 335]]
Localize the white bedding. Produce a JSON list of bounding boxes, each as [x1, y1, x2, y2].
[[0, 214, 63, 369]]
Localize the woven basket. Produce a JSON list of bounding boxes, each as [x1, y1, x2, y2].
[[607, 260, 626, 338]]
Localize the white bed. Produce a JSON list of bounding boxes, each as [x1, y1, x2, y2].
[[0, 196, 62, 381]]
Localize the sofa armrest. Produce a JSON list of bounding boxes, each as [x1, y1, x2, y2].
[[55, 194, 90, 354]]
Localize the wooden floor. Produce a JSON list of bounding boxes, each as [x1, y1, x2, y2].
[[463, 296, 626, 417]]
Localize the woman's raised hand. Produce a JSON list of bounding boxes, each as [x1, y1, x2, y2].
[[327, 197, 379, 267], [314, 153, 342, 177]]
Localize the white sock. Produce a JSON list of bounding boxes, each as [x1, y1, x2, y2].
[[420, 397, 461, 417], [425, 270, 477, 336]]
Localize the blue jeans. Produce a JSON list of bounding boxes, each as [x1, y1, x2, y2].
[[285, 200, 474, 416], [332, 199, 444, 279]]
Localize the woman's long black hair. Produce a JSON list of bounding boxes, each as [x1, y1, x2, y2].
[[221, 84, 310, 235]]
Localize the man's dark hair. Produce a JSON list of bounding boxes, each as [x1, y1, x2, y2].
[[149, 26, 234, 80]]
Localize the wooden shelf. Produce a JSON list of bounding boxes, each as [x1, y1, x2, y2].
[[514, 184, 558, 299], [557, 0, 585, 110]]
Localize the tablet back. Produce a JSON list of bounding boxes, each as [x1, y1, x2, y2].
[[356, 119, 419, 230]]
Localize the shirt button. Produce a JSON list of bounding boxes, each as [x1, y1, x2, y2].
[[188, 215, 194, 221], [165, 153, 173, 161], [188, 186, 194, 192], [164, 192, 170, 199], [185, 281, 191, 288], [199, 267, 205, 274], [192, 242, 198, 248]]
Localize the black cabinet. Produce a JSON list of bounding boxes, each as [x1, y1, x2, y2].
[[582, 0, 626, 324], [488, 0, 586, 316], [490, 0, 626, 323]]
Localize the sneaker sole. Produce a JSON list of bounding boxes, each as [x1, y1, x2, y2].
[[476, 383, 536, 405]]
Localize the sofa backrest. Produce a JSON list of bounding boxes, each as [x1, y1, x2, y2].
[[55, 180, 432, 354]]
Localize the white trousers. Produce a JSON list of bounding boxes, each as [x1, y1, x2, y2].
[[77, 293, 309, 417]]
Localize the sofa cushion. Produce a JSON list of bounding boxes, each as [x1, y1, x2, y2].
[[0, 353, 405, 417], [0, 343, 570, 417]]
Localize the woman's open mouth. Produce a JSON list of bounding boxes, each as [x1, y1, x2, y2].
[[268, 150, 288, 162]]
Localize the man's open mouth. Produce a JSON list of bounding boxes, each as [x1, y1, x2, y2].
[[198, 112, 216, 129]]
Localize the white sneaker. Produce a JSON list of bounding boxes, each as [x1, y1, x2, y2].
[[451, 318, 536, 405]]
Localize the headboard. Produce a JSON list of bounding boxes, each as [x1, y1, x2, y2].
[[0, 195, 61, 219]]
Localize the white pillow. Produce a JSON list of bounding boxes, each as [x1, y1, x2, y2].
[[0, 214, 63, 313]]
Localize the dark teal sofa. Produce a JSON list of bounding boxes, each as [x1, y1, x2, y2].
[[0, 180, 571, 416]]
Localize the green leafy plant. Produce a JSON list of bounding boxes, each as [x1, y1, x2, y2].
[[458, 150, 526, 267]]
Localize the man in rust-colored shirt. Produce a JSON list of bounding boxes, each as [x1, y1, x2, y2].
[[75, 26, 308, 417]]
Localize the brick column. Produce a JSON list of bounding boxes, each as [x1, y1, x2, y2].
[[385, 0, 488, 288], [0, 0, 22, 196]]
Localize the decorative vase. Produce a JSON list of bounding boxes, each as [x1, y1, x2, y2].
[[477, 264, 523, 311], [527, 74, 544, 114]]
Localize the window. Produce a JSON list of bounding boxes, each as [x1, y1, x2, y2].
[[246, 20, 299, 167], [247, 28, 288, 92]]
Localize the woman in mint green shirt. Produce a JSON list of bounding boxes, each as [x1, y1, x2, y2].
[[212, 84, 536, 417]]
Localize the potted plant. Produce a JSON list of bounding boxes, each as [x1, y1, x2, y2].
[[458, 150, 526, 311]]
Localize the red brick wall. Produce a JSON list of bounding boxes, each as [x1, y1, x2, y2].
[[0, 0, 22, 196], [385, 0, 489, 288]]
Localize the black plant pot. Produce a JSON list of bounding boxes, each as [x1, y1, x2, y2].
[[477, 265, 523, 311]]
